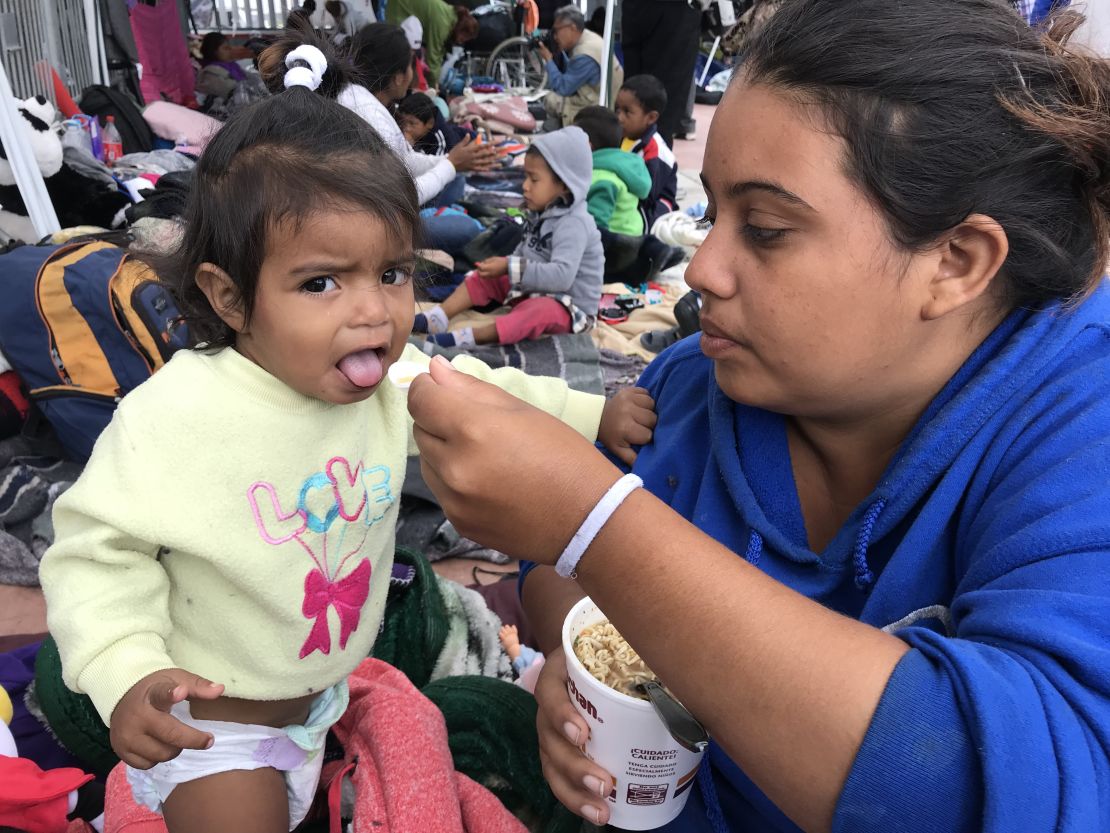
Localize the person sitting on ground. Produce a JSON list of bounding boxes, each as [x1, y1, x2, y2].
[[396, 92, 474, 155], [336, 24, 496, 246], [400, 16, 430, 91], [574, 105, 651, 236], [616, 74, 678, 229], [413, 126, 604, 347], [196, 32, 247, 100], [540, 5, 622, 128], [386, 0, 479, 81], [396, 91, 437, 147]]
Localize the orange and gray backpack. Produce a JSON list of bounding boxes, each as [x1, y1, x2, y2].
[[0, 241, 191, 461]]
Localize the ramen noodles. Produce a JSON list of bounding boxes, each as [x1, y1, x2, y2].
[[573, 619, 657, 698]]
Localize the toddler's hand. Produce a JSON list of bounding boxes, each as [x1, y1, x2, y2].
[[110, 668, 225, 769], [476, 256, 509, 279], [598, 387, 657, 466]]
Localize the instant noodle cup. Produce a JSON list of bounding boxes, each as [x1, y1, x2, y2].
[[562, 597, 705, 830]]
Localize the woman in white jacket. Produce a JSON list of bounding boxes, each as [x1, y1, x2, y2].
[[339, 23, 497, 252]]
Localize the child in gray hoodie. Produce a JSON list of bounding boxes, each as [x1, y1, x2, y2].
[[413, 126, 604, 346]]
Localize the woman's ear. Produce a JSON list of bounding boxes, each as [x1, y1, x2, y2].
[[921, 214, 1009, 320], [195, 263, 247, 333]]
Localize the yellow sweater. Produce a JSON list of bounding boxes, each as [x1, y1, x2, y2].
[[40, 344, 604, 724]]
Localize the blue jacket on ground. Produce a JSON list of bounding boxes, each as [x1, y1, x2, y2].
[[521, 283, 1110, 832]]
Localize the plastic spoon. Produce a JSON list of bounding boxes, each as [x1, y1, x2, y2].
[[636, 680, 709, 754]]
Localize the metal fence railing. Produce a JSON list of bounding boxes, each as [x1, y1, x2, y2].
[[0, 0, 99, 105], [210, 0, 298, 31]]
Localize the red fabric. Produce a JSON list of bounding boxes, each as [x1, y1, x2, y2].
[[414, 57, 429, 92], [104, 659, 526, 833], [129, 1, 197, 107], [492, 298, 571, 344], [0, 371, 30, 420], [40, 63, 79, 117], [104, 767, 163, 833], [463, 272, 572, 344], [332, 658, 527, 833], [465, 271, 513, 306], [0, 756, 92, 833]]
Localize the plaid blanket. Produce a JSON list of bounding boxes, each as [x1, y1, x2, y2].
[[408, 332, 604, 395]]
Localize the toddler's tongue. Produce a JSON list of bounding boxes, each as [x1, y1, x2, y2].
[[337, 349, 383, 389]]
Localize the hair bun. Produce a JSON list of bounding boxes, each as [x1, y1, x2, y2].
[[284, 44, 328, 91]]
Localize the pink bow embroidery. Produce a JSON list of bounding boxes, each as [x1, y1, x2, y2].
[[299, 559, 372, 659]]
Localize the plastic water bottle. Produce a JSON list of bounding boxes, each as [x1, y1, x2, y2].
[[102, 115, 124, 166], [61, 119, 92, 155]]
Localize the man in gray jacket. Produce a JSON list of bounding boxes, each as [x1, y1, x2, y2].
[[413, 126, 604, 347]]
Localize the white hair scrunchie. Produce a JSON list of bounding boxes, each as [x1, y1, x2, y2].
[[284, 44, 328, 91]]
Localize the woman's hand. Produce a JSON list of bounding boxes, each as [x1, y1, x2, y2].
[[408, 356, 622, 563], [110, 668, 225, 769], [535, 647, 614, 825], [476, 256, 509, 279], [598, 387, 656, 466], [447, 136, 499, 173]]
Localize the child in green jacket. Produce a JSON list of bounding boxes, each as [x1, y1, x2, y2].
[[574, 106, 651, 236]]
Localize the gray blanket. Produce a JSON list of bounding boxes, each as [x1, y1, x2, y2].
[[0, 434, 81, 586], [408, 331, 604, 395]]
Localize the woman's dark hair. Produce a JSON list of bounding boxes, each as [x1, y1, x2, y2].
[[397, 92, 437, 123], [742, 0, 1110, 309], [348, 23, 412, 93], [574, 105, 622, 150], [621, 74, 667, 116], [166, 26, 419, 348], [200, 32, 227, 64]]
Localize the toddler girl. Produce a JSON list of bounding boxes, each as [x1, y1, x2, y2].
[[40, 32, 651, 833]]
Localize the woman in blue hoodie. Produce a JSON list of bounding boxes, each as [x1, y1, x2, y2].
[[406, 1, 1110, 832]]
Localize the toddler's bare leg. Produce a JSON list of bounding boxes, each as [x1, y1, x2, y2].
[[440, 282, 475, 319], [162, 767, 288, 833]]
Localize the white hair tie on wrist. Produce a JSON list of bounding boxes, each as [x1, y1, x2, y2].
[[284, 44, 328, 91]]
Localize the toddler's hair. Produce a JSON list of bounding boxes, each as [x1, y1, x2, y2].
[[621, 75, 667, 115], [397, 92, 438, 124], [574, 105, 622, 150], [164, 25, 419, 348]]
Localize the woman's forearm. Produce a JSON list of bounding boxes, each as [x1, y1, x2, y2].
[[573, 488, 910, 833], [520, 565, 586, 654]]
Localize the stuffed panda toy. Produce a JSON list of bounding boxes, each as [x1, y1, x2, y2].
[[0, 95, 129, 244]]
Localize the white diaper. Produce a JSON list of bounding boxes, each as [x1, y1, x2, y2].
[[126, 682, 349, 830]]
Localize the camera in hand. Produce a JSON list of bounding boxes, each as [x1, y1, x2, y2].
[[529, 29, 559, 54]]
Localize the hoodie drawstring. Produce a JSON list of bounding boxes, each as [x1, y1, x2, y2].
[[853, 499, 886, 591], [744, 529, 763, 567], [697, 753, 732, 833]]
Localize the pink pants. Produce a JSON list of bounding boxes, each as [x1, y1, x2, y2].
[[464, 273, 572, 345]]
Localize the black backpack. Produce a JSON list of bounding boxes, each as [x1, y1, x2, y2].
[[78, 85, 155, 155]]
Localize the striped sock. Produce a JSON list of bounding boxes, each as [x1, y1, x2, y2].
[[426, 306, 449, 334], [431, 327, 475, 347]]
